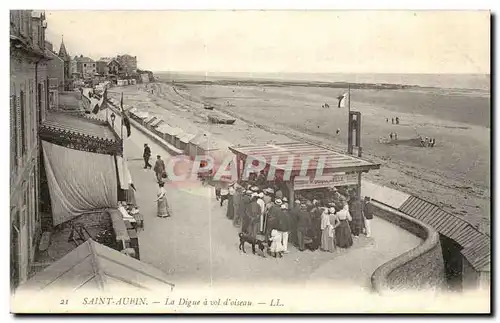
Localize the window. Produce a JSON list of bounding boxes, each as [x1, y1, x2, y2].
[[20, 90, 25, 156], [10, 95, 18, 169]]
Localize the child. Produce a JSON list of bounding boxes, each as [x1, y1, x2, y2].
[[269, 229, 284, 258]]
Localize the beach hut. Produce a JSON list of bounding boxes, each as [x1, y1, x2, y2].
[[162, 126, 183, 145], [187, 133, 220, 157], [154, 124, 172, 141], [178, 132, 197, 153], [143, 116, 156, 127], [150, 118, 164, 128], [145, 116, 158, 129]]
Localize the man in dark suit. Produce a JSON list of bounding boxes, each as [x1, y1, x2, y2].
[[297, 204, 311, 252], [143, 144, 152, 169]]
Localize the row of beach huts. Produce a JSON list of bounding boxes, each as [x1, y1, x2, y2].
[[107, 97, 222, 158]]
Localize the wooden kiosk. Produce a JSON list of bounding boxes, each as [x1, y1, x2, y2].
[[228, 142, 380, 208]]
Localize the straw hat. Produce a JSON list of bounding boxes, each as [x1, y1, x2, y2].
[[258, 192, 264, 198], [275, 199, 283, 205], [280, 204, 287, 209], [282, 197, 288, 202]]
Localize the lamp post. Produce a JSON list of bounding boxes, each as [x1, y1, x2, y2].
[[110, 113, 116, 129]]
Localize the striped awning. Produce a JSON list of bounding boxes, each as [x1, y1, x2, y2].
[[229, 142, 380, 174]]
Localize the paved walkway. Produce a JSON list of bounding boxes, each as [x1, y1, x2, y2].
[[120, 118, 421, 291]]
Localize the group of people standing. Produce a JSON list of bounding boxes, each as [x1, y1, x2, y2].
[[217, 176, 375, 257]]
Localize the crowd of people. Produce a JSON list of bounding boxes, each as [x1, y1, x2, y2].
[[215, 171, 374, 257]]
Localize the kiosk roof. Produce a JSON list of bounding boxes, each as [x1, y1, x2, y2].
[[229, 142, 380, 174]]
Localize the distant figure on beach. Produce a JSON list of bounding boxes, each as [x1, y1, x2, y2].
[[143, 144, 152, 169], [386, 118, 389, 123], [425, 137, 430, 147], [430, 138, 435, 147], [394, 133, 398, 140], [396, 117, 400, 124], [336, 128, 341, 135], [391, 118, 394, 124], [154, 155, 166, 183], [389, 132, 393, 140]]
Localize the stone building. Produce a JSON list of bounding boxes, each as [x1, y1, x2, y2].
[[10, 9, 50, 290], [57, 37, 72, 90], [74, 54, 96, 78], [116, 54, 137, 75], [45, 46, 64, 91]]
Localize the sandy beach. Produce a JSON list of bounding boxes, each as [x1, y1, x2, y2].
[[112, 79, 490, 235]]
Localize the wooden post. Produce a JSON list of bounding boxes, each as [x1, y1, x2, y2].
[[286, 178, 295, 210], [357, 171, 362, 200]]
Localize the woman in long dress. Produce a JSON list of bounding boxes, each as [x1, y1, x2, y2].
[[335, 203, 353, 248], [226, 185, 235, 220], [320, 208, 330, 251], [155, 182, 170, 218]]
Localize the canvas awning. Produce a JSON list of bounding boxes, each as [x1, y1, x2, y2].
[[14, 239, 175, 295], [116, 156, 132, 190], [42, 141, 118, 226]]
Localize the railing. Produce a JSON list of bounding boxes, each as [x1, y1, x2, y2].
[[39, 125, 122, 156]]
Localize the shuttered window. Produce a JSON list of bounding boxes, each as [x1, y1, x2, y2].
[[10, 95, 18, 170], [20, 90, 25, 156], [28, 81, 33, 152]]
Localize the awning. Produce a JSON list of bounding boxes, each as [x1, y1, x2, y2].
[[42, 141, 118, 226], [14, 239, 175, 295], [116, 156, 132, 190]]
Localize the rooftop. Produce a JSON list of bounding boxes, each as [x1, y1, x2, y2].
[[43, 111, 117, 141], [229, 142, 381, 174], [16, 239, 174, 293]]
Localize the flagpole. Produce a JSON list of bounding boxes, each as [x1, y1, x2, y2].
[[120, 92, 124, 140], [347, 83, 351, 154]]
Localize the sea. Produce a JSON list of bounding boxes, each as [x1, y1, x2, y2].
[[155, 71, 490, 91]]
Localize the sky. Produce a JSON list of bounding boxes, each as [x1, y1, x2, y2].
[[44, 10, 490, 74]]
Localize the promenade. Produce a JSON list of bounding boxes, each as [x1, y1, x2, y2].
[[113, 109, 421, 290]]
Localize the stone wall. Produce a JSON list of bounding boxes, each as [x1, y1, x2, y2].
[[370, 201, 446, 293]]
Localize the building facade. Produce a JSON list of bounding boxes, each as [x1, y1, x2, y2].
[[75, 55, 96, 78], [10, 9, 49, 290], [107, 59, 121, 75], [45, 49, 64, 91], [96, 60, 109, 75], [116, 54, 137, 75]]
